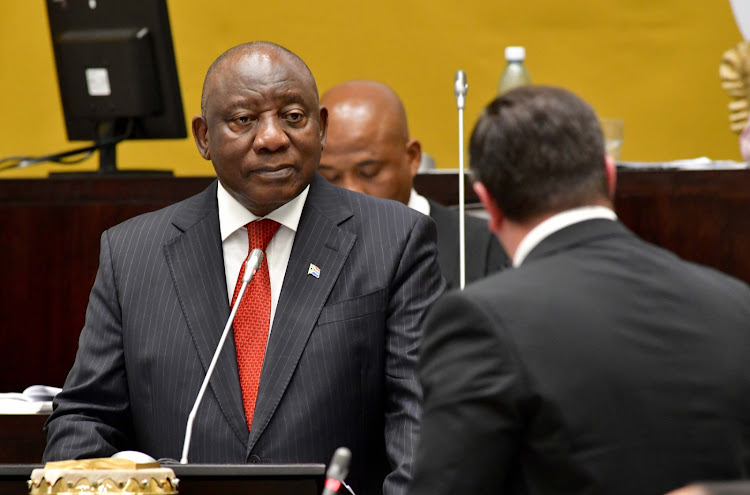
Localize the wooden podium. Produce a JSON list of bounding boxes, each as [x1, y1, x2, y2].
[[0, 463, 325, 495]]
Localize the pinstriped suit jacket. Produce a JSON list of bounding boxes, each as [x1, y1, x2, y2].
[[43, 173, 445, 495]]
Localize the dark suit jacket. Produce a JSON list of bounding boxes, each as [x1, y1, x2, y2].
[[410, 218, 750, 495], [427, 199, 509, 289], [43, 174, 445, 495]]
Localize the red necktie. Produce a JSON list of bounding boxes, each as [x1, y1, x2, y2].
[[231, 218, 281, 431]]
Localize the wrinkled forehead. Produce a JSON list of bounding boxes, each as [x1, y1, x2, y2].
[[205, 48, 319, 108]]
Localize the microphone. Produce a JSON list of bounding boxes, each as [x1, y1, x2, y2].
[[180, 248, 264, 464], [454, 70, 468, 289], [454, 70, 468, 110], [321, 447, 352, 495]]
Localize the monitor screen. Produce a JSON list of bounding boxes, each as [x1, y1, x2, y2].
[[45, 0, 186, 144]]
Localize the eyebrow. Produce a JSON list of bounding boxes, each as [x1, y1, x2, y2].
[[356, 160, 382, 168]]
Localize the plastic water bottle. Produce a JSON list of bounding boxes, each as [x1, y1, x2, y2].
[[497, 46, 532, 95]]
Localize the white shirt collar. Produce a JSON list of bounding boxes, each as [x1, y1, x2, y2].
[[513, 206, 617, 267], [407, 188, 431, 216], [217, 180, 310, 241]]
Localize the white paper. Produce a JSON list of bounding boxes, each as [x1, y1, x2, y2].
[[616, 157, 748, 170], [85, 67, 112, 96], [0, 384, 61, 414]]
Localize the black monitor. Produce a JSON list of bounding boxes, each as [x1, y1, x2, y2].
[[45, 0, 186, 174]]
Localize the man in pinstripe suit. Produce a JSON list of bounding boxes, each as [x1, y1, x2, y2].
[[44, 41, 445, 495]]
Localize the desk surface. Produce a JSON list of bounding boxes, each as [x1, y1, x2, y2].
[[0, 463, 325, 495]]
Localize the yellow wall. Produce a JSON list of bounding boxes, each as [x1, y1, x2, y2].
[[0, 1, 743, 178]]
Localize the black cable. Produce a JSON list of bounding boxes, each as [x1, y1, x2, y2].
[[0, 119, 134, 173]]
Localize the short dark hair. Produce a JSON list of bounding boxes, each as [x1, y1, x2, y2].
[[469, 85, 608, 223], [200, 41, 318, 117]]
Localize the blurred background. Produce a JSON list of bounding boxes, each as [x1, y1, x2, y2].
[[0, 0, 742, 177]]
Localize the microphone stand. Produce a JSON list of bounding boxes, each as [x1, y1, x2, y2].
[[180, 248, 264, 464], [454, 71, 468, 290]]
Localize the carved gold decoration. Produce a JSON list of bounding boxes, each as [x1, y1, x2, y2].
[[28, 458, 178, 494], [720, 40, 750, 133]]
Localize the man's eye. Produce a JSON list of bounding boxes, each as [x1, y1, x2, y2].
[[359, 166, 380, 179], [236, 116, 251, 124], [286, 112, 304, 122]]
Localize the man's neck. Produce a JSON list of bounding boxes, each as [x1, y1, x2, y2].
[[504, 201, 616, 266]]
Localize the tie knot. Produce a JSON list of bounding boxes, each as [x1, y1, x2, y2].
[[246, 219, 281, 251]]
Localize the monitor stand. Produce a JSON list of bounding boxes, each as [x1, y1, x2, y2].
[[49, 120, 173, 178]]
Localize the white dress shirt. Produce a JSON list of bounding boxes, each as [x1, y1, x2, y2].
[[407, 188, 431, 216], [513, 206, 618, 267], [217, 181, 309, 331]]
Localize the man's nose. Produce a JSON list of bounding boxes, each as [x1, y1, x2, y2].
[[253, 116, 291, 153]]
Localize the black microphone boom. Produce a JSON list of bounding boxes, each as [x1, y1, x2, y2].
[[321, 447, 352, 495], [180, 248, 264, 464]]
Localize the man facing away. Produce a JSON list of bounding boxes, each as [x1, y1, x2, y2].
[[319, 80, 509, 289], [43, 41, 445, 495], [408, 85, 750, 495]]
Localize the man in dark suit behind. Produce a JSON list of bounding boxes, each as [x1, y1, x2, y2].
[[319, 80, 509, 289], [408, 86, 750, 495], [43, 42, 445, 495]]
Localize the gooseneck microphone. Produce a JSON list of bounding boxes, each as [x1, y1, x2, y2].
[[454, 70, 468, 290], [180, 248, 264, 464], [321, 447, 352, 495]]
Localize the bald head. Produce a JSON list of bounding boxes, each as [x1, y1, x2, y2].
[[192, 41, 327, 217], [201, 41, 318, 117], [319, 81, 421, 205], [322, 81, 410, 144]]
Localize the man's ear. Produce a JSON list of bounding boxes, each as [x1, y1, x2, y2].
[[406, 139, 422, 178], [192, 115, 211, 160], [318, 106, 328, 149], [605, 154, 617, 199], [473, 181, 505, 234]]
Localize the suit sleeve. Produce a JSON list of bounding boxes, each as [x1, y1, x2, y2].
[[383, 213, 446, 495], [43, 230, 134, 461], [408, 289, 525, 495]]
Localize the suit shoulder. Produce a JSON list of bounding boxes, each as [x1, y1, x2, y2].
[[428, 201, 491, 235], [338, 186, 425, 223], [106, 183, 216, 239]]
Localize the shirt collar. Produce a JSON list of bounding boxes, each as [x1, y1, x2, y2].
[[513, 206, 617, 267], [217, 180, 310, 242], [407, 188, 431, 216]]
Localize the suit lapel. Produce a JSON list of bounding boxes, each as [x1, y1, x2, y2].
[[248, 175, 355, 451], [428, 200, 459, 287], [163, 181, 249, 449]]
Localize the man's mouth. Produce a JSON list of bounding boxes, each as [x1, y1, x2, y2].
[[253, 165, 294, 180]]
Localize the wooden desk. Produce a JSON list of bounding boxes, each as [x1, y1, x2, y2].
[[1, 170, 749, 395], [415, 168, 750, 284], [0, 463, 325, 494], [0, 415, 48, 464]]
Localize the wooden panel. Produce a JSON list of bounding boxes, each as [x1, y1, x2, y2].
[[0, 177, 214, 393], [0, 415, 47, 464], [415, 168, 750, 284], [1, 169, 749, 398]]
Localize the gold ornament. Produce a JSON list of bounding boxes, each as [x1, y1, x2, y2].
[[28, 458, 178, 494], [720, 40, 750, 133]]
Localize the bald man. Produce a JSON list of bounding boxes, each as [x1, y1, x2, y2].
[[320, 81, 509, 289], [43, 44, 444, 495]]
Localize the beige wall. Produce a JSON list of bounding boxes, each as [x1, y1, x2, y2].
[[0, 1, 743, 177]]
